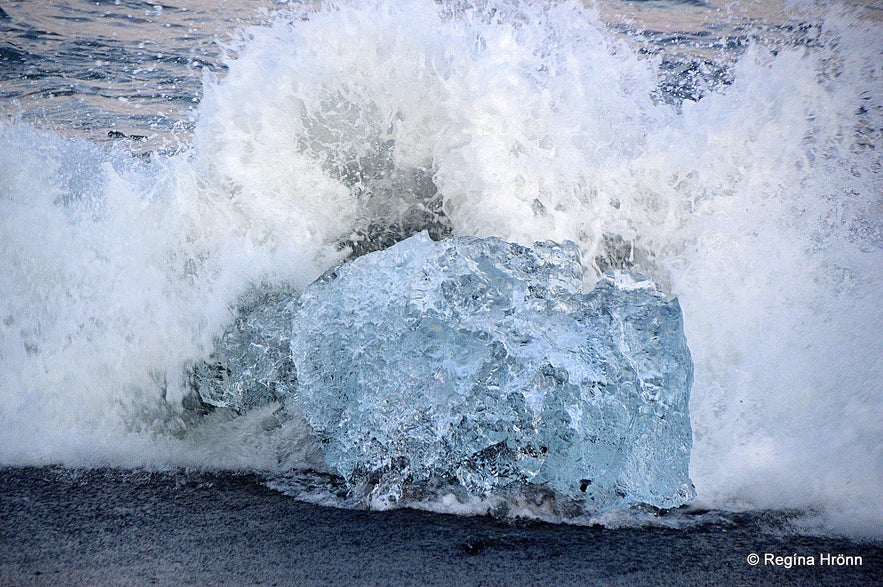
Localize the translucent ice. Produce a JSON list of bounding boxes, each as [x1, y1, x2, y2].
[[191, 289, 298, 413], [290, 233, 695, 510]]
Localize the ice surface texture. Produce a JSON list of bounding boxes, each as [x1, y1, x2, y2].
[[290, 233, 695, 510], [191, 289, 298, 413]]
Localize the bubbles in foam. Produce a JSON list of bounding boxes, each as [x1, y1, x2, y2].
[[0, 122, 341, 467], [0, 0, 880, 535]]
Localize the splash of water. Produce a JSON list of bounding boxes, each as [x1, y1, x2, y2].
[[0, 1, 879, 535]]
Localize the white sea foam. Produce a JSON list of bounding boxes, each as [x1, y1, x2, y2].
[[0, 1, 880, 536]]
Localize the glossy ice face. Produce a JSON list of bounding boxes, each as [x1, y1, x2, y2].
[[284, 233, 694, 510]]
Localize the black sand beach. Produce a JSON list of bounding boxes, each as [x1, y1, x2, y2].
[[0, 467, 879, 586]]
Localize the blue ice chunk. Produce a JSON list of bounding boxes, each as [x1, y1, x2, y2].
[[191, 289, 297, 413], [290, 233, 695, 510]]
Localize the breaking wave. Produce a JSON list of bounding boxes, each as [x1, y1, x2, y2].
[[0, 1, 880, 536]]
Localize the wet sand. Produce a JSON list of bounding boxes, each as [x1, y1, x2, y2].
[[0, 467, 879, 586]]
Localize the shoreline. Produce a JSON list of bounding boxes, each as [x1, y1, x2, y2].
[[1, 467, 879, 586]]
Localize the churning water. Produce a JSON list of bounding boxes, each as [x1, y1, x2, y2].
[[0, 0, 880, 537]]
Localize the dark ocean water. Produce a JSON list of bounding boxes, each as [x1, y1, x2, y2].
[[1, 1, 881, 584], [0, 0, 270, 148]]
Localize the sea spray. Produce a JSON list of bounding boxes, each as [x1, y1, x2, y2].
[[0, 0, 879, 535]]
